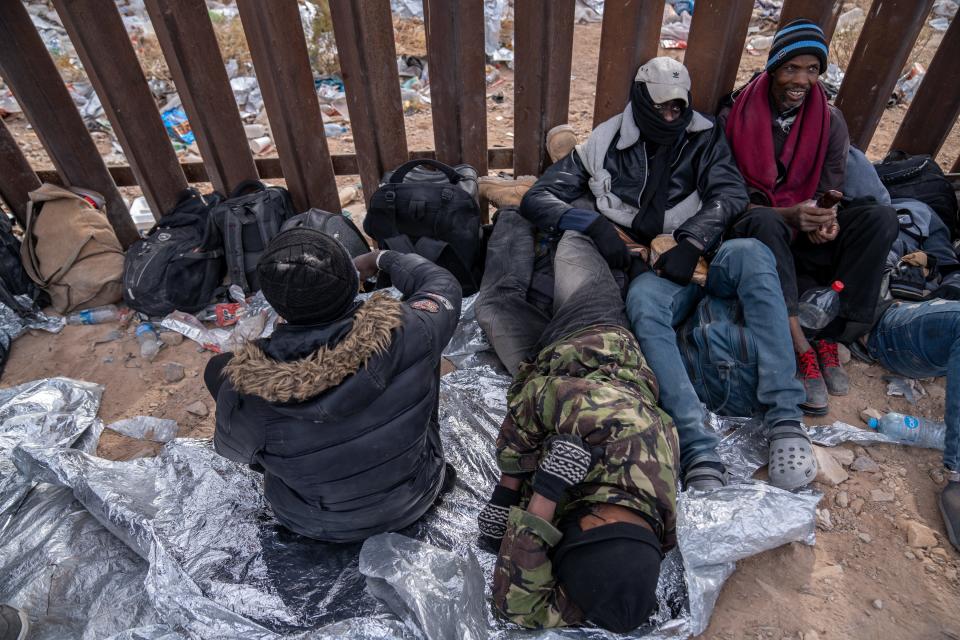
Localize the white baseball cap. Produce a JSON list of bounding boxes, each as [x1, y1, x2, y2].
[[634, 57, 691, 106]]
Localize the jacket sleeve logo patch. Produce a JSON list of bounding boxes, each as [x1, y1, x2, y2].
[[424, 292, 454, 311], [411, 299, 440, 313]]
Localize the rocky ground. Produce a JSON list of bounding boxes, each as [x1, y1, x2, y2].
[[2, 3, 960, 639]]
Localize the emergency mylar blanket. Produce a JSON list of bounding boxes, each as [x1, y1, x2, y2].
[[0, 297, 828, 639]]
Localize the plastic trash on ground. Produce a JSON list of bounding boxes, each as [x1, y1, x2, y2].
[[161, 106, 195, 145], [107, 416, 178, 443], [892, 63, 925, 105], [883, 374, 926, 404], [808, 421, 899, 447]]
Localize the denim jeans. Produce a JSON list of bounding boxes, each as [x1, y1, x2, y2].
[[476, 209, 626, 374], [626, 238, 804, 470], [867, 299, 960, 471]]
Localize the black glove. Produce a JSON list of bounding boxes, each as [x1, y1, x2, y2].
[[654, 239, 701, 286], [532, 435, 593, 503], [931, 284, 960, 300], [477, 484, 521, 542], [584, 217, 630, 271], [628, 255, 650, 281]]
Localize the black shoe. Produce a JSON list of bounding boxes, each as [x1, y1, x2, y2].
[[0, 604, 28, 640], [684, 460, 728, 491], [939, 479, 960, 552]]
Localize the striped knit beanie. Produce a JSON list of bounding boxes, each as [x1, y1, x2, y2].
[[766, 19, 828, 74]]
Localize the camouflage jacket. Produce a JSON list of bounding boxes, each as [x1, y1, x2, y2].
[[491, 324, 680, 629]]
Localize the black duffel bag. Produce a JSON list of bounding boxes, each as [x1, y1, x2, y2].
[[122, 189, 225, 316], [364, 159, 483, 295], [875, 151, 959, 238]]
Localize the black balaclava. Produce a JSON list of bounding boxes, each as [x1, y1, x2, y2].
[[626, 82, 693, 242], [554, 521, 663, 633], [256, 227, 359, 325]]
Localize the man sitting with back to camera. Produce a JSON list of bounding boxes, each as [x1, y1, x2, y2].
[[477, 228, 680, 633], [205, 227, 461, 543]]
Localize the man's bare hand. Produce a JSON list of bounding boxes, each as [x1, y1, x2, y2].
[[807, 221, 839, 244], [784, 199, 837, 232], [353, 250, 381, 281]]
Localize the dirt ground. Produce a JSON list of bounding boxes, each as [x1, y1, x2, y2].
[[2, 6, 960, 640]]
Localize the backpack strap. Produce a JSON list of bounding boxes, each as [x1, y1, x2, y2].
[[223, 206, 250, 292]]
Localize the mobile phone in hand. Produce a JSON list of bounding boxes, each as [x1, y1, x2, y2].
[[816, 189, 842, 209]]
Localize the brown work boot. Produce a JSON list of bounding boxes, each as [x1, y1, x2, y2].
[[796, 347, 829, 416], [546, 124, 578, 163], [478, 174, 537, 209]]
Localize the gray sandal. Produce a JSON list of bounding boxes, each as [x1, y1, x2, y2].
[[684, 462, 728, 492], [767, 422, 817, 490]]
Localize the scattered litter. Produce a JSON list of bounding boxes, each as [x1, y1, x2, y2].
[[107, 415, 178, 443], [128, 196, 156, 232], [891, 62, 925, 106], [929, 17, 951, 31], [661, 12, 692, 42], [575, 0, 604, 23], [161, 288, 278, 353], [836, 7, 865, 32], [884, 374, 926, 404], [821, 63, 845, 99], [161, 105, 195, 145], [746, 35, 773, 54]]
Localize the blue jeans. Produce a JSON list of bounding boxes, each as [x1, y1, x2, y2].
[[868, 299, 960, 471], [626, 238, 804, 470]]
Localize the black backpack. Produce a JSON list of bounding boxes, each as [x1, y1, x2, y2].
[[122, 189, 225, 316], [210, 180, 296, 293], [364, 159, 483, 295], [281, 208, 370, 258], [875, 151, 959, 238]]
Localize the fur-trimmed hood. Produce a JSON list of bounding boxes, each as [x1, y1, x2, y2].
[[224, 293, 404, 403]]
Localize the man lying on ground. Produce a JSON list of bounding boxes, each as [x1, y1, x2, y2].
[[718, 18, 898, 416], [478, 229, 680, 633], [205, 228, 461, 543], [478, 56, 746, 489]]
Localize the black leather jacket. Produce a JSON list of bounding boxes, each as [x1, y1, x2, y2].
[[520, 112, 748, 253]]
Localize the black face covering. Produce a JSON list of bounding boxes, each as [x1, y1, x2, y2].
[[626, 83, 693, 243], [554, 521, 664, 634], [630, 82, 693, 146]]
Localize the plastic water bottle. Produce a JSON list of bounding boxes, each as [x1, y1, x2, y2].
[[324, 123, 347, 138], [136, 322, 160, 361], [66, 304, 121, 325], [798, 281, 844, 330], [868, 412, 946, 450]]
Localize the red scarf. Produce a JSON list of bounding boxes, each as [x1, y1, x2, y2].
[[724, 73, 830, 207]]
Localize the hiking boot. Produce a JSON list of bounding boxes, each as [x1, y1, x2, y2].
[[683, 460, 728, 492], [478, 174, 537, 209], [546, 124, 578, 163], [0, 604, 29, 640], [939, 475, 960, 552], [797, 348, 828, 416], [814, 339, 849, 396]]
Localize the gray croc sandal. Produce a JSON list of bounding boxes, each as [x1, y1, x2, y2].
[[767, 422, 817, 490]]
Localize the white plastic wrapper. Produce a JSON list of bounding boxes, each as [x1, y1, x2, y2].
[[808, 421, 899, 447], [1, 308, 832, 639], [107, 416, 179, 443]]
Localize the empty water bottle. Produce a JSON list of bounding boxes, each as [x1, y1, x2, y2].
[[798, 280, 844, 330], [136, 322, 160, 361], [868, 412, 946, 450], [324, 123, 347, 138], [66, 304, 121, 325]]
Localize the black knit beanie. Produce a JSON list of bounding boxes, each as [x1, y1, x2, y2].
[[766, 18, 829, 75], [257, 227, 359, 325]]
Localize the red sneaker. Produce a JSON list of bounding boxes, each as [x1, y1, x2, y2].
[[813, 339, 850, 396], [797, 348, 828, 415]]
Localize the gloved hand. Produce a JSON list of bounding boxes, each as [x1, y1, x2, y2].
[[654, 239, 701, 286], [477, 484, 521, 542], [931, 284, 960, 300], [584, 217, 630, 270], [532, 435, 593, 503]]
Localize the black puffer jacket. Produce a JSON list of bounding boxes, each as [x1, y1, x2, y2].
[[520, 110, 748, 253], [212, 251, 462, 542]]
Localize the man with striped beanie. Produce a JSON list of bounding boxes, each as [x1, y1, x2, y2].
[[719, 18, 898, 418]]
